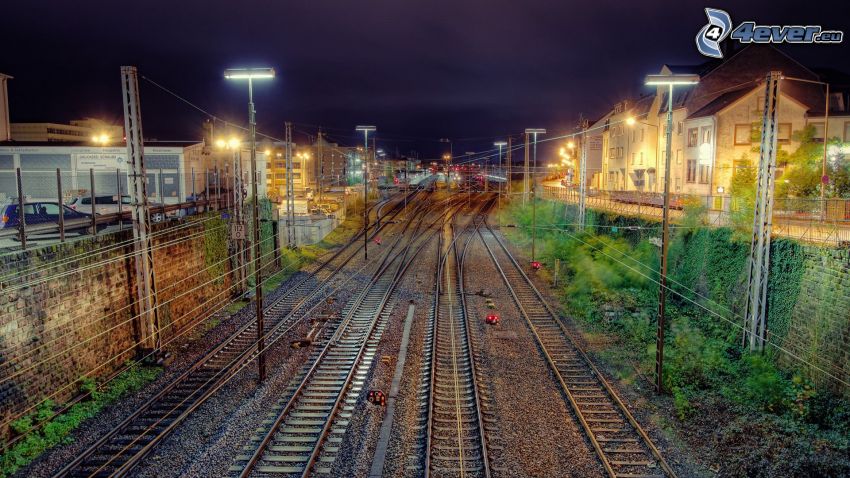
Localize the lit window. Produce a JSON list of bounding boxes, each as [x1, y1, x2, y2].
[[734, 125, 751, 145], [810, 122, 825, 142], [778, 123, 792, 143], [686, 159, 697, 183], [701, 127, 712, 144], [688, 128, 698, 147]]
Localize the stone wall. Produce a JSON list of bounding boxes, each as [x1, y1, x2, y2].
[[0, 216, 232, 428]]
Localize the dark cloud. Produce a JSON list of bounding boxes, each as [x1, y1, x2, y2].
[[1, 0, 847, 157]]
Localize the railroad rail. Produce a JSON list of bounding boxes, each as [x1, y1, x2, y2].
[[231, 195, 467, 477], [478, 222, 677, 478], [51, 191, 420, 478], [425, 198, 493, 478]]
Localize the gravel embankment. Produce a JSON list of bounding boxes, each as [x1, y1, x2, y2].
[[465, 233, 605, 477], [494, 225, 705, 477]]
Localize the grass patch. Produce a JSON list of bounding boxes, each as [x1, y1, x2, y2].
[[1, 362, 161, 478]]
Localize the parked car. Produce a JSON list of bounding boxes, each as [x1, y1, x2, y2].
[[1, 201, 96, 237], [69, 195, 166, 222], [68, 195, 132, 215]]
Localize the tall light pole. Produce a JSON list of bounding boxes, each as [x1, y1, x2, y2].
[[440, 138, 452, 187], [645, 73, 699, 394], [356, 125, 376, 260], [225, 66, 275, 384], [494, 141, 507, 210], [525, 128, 546, 262]]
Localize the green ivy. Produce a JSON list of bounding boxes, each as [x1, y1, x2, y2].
[[0, 362, 161, 478], [203, 214, 228, 283]]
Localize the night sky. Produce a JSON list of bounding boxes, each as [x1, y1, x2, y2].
[[2, 0, 847, 159]]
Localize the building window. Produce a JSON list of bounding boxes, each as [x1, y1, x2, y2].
[[810, 122, 825, 142], [639, 152, 644, 165], [686, 159, 697, 183], [632, 152, 637, 165], [676, 149, 683, 164], [698, 165, 710, 184], [677, 121, 683, 135], [734, 124, 751, 145], [778, 123, 792, 143], [844, 121, 850, 142], [701, 126, 712, 144], [609, 147, 615, 159], [688, 128, 698, 147], [275, 162, 284, 168]]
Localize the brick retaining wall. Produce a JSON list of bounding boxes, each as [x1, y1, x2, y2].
[[0, 217, 231, 431]]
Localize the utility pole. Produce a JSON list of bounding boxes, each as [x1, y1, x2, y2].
[[507, 136, 512, 199], [121, 66, 160, 354], [523, 133, 530, 204], [744, 71, 782, 352], [578, 120, 589, 229], [317, 128, 324, 203], [526, 128, 546, 262], [233, 148, 246, 295], [285, 122, 295, 248]]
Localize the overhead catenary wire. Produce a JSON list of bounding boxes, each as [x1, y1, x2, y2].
[[550, 227, 850, 389], [0, 234, 280, 387], [0, 212, 230, 285], [2, 213, 400, 448], [0, 230, 277, 367], [0, 244, 292, 432]]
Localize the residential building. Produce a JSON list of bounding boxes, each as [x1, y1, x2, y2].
[[598, 45, 850, 196]]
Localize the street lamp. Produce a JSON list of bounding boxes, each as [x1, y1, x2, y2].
[[525, 128, 546, 262], [225, 66, 275, 384], [644, 73, 699, 394], [356, 125, 376, 260]]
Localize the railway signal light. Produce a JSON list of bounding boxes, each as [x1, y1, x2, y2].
[[485, 314, 500, 325], [367, 390, 386, 406], [531, 261, 542, 270]]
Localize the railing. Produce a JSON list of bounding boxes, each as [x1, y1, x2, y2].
[[541, 185, 850, 246]]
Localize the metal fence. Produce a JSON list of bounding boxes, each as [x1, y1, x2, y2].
[[542, 185, 850, 246], [0, 167, 239, 250]]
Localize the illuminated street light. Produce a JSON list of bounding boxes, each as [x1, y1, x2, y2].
[[356, 125, 376, 261], [223, 67, 276, 79], [91, 133, 110, 145], [626, 117, 636, 126], [567, 141, 576, 149], [644, 72, 699, 395], [225, 65, 275, 384]]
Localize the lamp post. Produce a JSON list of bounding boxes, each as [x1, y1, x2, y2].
[[525, 128, 546, 262], [494, 141, 507, 210], [225, 66, 275, 384], [356, 125, 376, 260], [645, 73, 699, 394]]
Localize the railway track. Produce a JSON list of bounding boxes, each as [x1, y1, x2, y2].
[[478, 223, 676, 478], [52, 191, 420, 478], [231, 195, 466, 477], [424, 201, 492, 478]]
